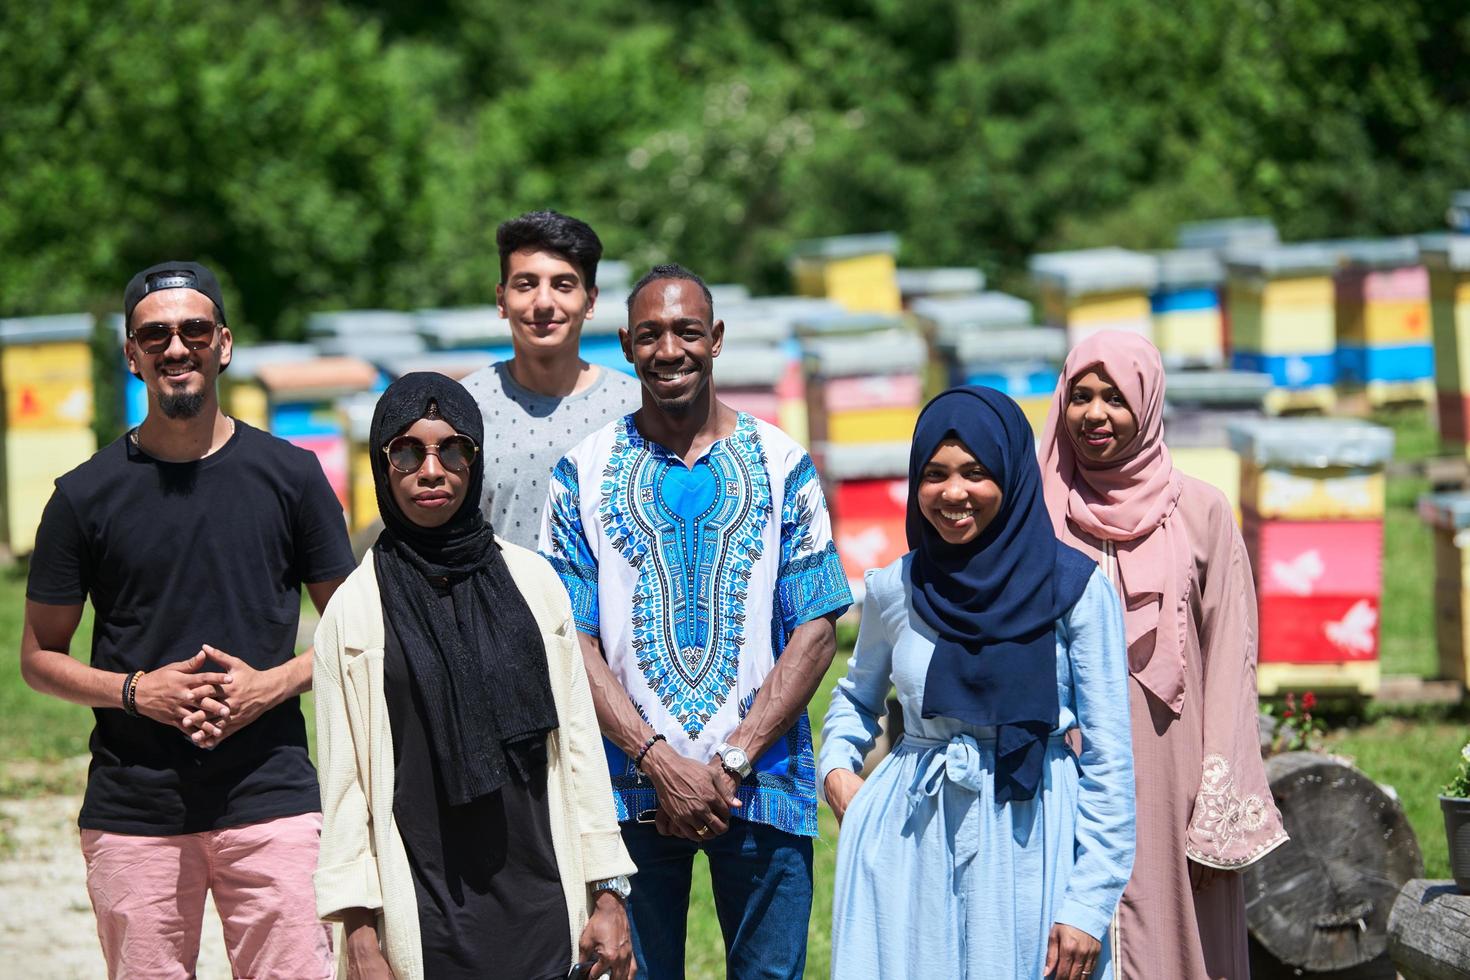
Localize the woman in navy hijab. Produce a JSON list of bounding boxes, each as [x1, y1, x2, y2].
[[818, 387, 1136, 980]]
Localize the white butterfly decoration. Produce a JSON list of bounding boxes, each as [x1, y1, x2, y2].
[[840, 525, 892, 569], [1324, 600, 1377, 655], [1269, 549, 1325, 596], [1260, 472, 1315, 513], [1320, 475, 1372, 510]]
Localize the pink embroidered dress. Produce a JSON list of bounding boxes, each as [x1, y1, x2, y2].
[[1039, 334, 1287, 979]]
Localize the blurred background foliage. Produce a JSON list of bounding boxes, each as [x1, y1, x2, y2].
[[3, 0, 1468, 338]]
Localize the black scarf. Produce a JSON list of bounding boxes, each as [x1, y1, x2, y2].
[[370, 372, 558, 806]]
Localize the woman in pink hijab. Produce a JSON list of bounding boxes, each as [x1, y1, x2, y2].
[[1038, 332, 1286, 980]]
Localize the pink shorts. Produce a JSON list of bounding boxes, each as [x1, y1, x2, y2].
[[81, 811, 333, 980]]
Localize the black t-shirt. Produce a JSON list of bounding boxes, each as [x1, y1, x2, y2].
[[27, 422, 357, 835]]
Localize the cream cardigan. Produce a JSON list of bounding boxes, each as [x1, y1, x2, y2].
[[312, 541, 635, 980]]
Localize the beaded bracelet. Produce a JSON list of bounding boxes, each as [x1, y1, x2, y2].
[[122, 670, 143, 717], [633, 733, 666, 772]]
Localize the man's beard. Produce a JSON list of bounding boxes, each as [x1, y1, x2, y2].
[[158, 390, 206, 419]]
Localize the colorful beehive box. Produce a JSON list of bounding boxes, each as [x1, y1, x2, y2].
[[1225, 243, 1339, 414], [0, 314, 99, 554], [943, 327, 1067, 436], [896, 268, 985, 307], [1247, 514, 1383, 696], [343, 391, 381, 534], [801, 324, 925, 447], [717, 345, 790, 429], [250, 357, 381, 511], [1419, 234, 1470, 456], [1030, 248, 1158, 348], [1333, 238, 1432, 405], [819, 440, 911, 600], [1418, 491, 1470, 688], [1164, 370, 1272, 523], [1152, 250, 1225, 368], [223, 343, 320, 430], [789, 233, 902, 314], [1176, 217, 1280, 361], [1228, 418, 1393, 521], [1230, 417, 1393, 695], [725, 297, 846, 446]]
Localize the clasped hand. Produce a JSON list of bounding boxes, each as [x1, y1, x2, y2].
[[642, 743, 742, 841], [133, 645, 279, 749]]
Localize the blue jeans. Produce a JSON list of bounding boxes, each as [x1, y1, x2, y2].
[[621, 818, 814, 980]]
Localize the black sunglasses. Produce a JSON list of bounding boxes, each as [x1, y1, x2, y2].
[[130, 319, 219, 355], [383, 434, 479, 473]]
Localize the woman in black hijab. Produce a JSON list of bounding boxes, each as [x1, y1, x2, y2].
[[313, 373, 636, 980]]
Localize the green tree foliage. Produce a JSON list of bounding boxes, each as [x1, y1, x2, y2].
[[2, 0, 1467, 331]]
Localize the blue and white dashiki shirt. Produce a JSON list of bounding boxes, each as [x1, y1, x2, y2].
[[540, 412, 852, 836]]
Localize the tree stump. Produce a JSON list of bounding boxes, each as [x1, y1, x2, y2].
[[1245, 751, 1424, 974], [1388, 879, 1470, 980]]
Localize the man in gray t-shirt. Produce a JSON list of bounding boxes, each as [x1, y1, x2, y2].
[[462, 359, 637, 548], [462, 210, 640, 549]]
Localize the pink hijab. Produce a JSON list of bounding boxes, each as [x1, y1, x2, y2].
[[1038, 332, 1191, 715]]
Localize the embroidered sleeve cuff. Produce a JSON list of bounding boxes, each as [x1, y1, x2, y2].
[[1186, 830, 1288, 870], [1052, 898, 1112, 944], [313, 855, 383, 922], [544, 554, 600, 635]]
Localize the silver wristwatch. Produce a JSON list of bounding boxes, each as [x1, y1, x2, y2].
[[714, 741, 753, 780], [592, 875, 632, 902]]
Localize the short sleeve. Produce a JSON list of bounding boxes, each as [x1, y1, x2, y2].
[[775, 452, 853, 634], [539, 455, 600, 636], [291, 457, 356, 585], [27, 487, 88, 605]]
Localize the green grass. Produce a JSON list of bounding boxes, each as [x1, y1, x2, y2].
[[1377, 404, 1438, 678]]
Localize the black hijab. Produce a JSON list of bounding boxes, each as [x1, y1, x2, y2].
[[370, 372, 558, 806], [908, 387, 1095, 803]]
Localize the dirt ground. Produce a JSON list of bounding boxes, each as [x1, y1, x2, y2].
[[0, 790, 230, 978]]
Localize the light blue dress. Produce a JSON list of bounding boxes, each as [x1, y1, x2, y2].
[[819, 556, 1136, 980]]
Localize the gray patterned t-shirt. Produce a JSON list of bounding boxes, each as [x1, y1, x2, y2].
[[461, 360, 642, 549]]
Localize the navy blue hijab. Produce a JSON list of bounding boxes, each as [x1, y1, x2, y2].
[[908, 386, 1095, 802]]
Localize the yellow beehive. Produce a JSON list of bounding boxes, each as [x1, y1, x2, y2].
[[826, 407, 920, 444], [1171, 446, 1242, 524], [226, 380, 270, 430], [790, 234, 902, 314], [1257, 661, 1379, 696], [0, 314, 99, 554], [2, 428, 97, 554], [1152, 309, 1223, 365], [1229, 418, 1393, 521], [343, 393, 381, 533], [778, 398, 809, 448], [1040, 290, 1152, 327], [1240, 461, 1385, 521], [1, 341, 93, 430], [1015, 394, 1052, 437], [1225, 274, 1336, 355], [1030, 249, 1157, 349]]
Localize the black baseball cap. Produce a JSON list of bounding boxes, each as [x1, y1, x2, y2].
[[123, 261, 227, 328]]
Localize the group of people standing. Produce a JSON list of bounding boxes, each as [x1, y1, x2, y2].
[[20, 208, 1285, 980]]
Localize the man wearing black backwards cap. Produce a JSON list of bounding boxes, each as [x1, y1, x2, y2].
[[20, 262, 356, 978]]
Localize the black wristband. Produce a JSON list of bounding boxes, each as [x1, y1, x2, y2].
[[633, 733, 666, 772], [123, 670, 142, 717]]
